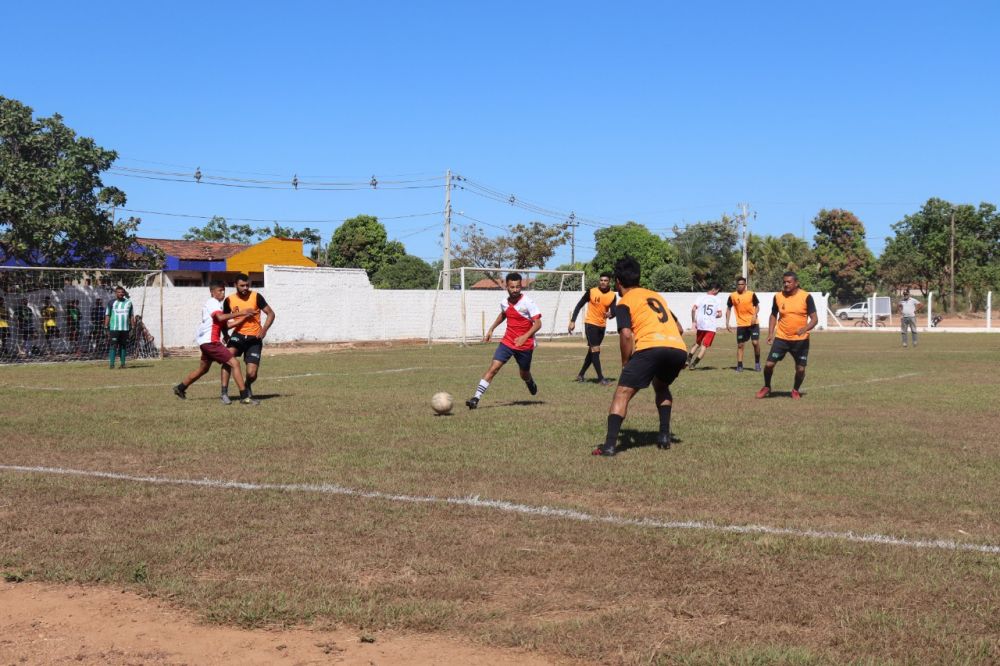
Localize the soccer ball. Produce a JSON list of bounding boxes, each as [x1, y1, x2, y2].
[[431, 392, 454, 415]]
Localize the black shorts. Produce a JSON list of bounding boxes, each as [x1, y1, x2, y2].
[[109, 330, 129, 347], [768, 338, 810, 366], [584, 323, 606, 347], [736, 324, 760, 343], [618, 347, 687, 390], [228, 333, 263, 364]]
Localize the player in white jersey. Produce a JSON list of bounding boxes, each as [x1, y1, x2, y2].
[[173, 280, 259, 405], [687, 284, 723, 370]]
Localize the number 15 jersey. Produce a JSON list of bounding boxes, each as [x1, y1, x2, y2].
[[615, 288, 686, 352]]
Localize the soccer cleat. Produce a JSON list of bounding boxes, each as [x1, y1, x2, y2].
[[465, 397, 479, 410], [755, 386, 771, 399], [791, 389, 802, 400], [902, 343, 907, 348], [754, 363, 761, 371], [656, 432, 671, 450], [240, 396, 259, 405], [173, 384, 187, 400], [574, 375, 585, 382], [527, 380, 538, 396], [598, 378, 612, 386], [735, 366, 743, 373], [592, 444, 616, 457], [220, 393, 232, 405]]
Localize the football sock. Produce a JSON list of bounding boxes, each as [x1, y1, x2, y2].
[[754, 350, 761, 363], [763, 365, 773, 389], [737, 362, 743, 370], [240, 388, 249, 399], [119, 346, 126, 366], [474, 379, 489, 400], [108, 346, 116, 367], [604, 414, 624, 449], [578, 351, 593, 377], [591, 352, 603, 379], [793, 370, 805, 391], [657, 404, 672, 436], [221, 386, 229, 396]]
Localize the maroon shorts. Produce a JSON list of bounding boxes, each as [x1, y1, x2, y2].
[[695, 330, 716, 347], [200, 342, 233, 365]]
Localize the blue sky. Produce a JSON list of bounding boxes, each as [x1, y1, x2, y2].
[[5, 1, 998, 267]]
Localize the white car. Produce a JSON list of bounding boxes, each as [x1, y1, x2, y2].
[[835, 302, 869, 320]]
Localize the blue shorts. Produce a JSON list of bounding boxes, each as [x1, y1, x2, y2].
[[493, 343, 533, 371]]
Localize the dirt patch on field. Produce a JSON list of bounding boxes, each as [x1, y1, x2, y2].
[[0, 582, 554, 666]]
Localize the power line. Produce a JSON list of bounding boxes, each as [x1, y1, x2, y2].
[[109, 169, 444, 192], [120, 207, 444, 226], [117, 156, 443, 181]]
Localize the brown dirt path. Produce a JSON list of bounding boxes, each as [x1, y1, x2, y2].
[[0, 582, 555, 666]]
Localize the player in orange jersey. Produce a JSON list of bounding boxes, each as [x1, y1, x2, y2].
[[568, 271, 617, 385], [593, 257, 687, 457], [725, 277, 761, 372], [757, 271, 818, 400], [220, 274, 276, 404]]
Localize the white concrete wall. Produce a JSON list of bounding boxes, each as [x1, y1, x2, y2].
[[139, 266, 829, 348]]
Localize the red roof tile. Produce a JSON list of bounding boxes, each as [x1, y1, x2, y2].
[[136, 238, 251, 261]]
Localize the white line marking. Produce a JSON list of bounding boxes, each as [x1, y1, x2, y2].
[[807, 372, 921, 391], [0, 357, 578, 392], [2, 464, 997, 555]]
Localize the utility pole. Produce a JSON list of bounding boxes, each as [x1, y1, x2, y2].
[[566, 211, 579, 265], [738, 202, 749, 281], [443, 170, 452, 288], [950, 209, 956, 313]]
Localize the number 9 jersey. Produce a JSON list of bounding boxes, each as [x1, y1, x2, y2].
[[615, 288, 686, 352]]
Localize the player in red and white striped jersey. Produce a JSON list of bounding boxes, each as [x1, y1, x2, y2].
[[465, 273, 542, 409]]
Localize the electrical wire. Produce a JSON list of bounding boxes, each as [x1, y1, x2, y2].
[[119, 207, 444, 225]]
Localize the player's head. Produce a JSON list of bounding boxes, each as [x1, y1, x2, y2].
[[235, 273, 251, 296], [707, 283, 721, 295], [598, 271, 612, 292], [209, 279, 226, 300], [782, 271, 799, 294], [114, 286, 126, 299], [902, 289, 910, 298], [613, 256, 641, 290], [43, 295, 51, 303], [505, 273, 522, 300], [736, 276, 747, 293]]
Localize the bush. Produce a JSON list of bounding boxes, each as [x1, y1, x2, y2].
[[649, 264, 693, 292]]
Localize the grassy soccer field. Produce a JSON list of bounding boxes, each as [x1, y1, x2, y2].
[[2, 332, 999, 664]]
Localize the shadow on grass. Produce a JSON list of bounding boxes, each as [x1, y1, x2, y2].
[[615, 429, 683, 453]]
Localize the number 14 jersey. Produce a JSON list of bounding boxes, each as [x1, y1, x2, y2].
[[615, 288, 686, 352]]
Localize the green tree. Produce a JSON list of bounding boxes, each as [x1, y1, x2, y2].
[[890, 199, 1000, 310], [0, 96, 157, 268], [649, 263, 694, 291], [254, 222, 321, 246], [590, 222, 676, 289], [748, 233, 817, 291], [671, 217, 741, 288], [327, 215, 403, 277], [183, 216, 256, 243], [812, 209, 875, 303], [530, 262, 586, 291], [372, 254, 437, 289]]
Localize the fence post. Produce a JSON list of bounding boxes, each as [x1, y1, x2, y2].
[[988, 291, 993, 330], [927, 292, 934, 328]]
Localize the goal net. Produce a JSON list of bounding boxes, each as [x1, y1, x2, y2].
[[428, 267, 586, 344], [0, 267, 162, 364]]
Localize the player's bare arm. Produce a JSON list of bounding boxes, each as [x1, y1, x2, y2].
[[514, 318, 541, 348], [767, 313, 778, 344], [484, 312, 505, 343], [796, 311, 819, 337], [259, 305, 275, 339], [619, 327, 635, 365], [725, 306, 733, 332]]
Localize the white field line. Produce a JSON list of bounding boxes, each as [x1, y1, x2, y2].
[[2, 464, 997, 556], [807, 372, 921, 391], [0, 357, 578, 392]]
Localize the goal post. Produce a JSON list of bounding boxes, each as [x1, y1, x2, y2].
[[0, 266, 163, 364], [455, 267, 585, 345]]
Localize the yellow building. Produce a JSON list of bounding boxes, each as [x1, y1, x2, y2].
[[138, 237, 317, 287]]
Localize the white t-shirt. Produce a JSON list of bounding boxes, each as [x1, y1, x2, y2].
[[195, 296, 225, 345], [900, 297, 919, 317], [694, 294, 723, 331]]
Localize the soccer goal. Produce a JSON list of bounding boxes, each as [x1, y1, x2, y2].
[[0, 267, 163, 364], [427, 267, 585, 345]]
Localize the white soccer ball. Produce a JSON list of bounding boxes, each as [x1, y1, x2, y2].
[[431, 392, 454, 415]]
